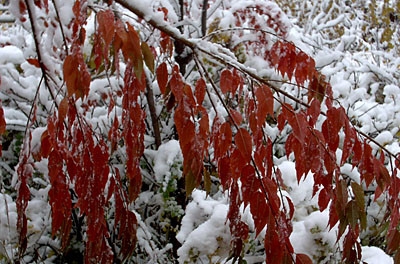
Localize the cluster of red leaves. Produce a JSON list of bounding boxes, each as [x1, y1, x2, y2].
[[210, 68, 311, 263], [231, 2, 290, 60], [269, 41, 327, 103], [157, 62, 210, 195], [15, 5, 150, 262], [13, 1, 400, 263]]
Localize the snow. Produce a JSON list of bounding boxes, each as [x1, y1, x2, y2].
[[1, 0, 399, 262], [152, 140, 182, 183], [0, 46, 25, 64], [176, 190, 230, 263], [291, 210, 340, 263], [361, 246, 394, 264]]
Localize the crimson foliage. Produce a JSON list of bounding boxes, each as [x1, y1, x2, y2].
[[8, 0, 400, 263]]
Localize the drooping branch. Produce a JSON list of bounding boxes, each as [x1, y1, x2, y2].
[[114, 0, 308, 108]]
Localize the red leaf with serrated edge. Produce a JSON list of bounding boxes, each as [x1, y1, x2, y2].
[[310, 74, 327, 103], [220, 69, 234, 94], [277, 110, 286, 131], [295, 51, 315, 86], [269, 41, 281, 66], [235, 128, 252, 164], [156, 62, 168, 95], [255, 85, 274, 127], [263, 177, 280, 214], [48, 149, 72, 249], [27, 58, 40, 68], [318, 187, 330, 211], [124, 24, 143, 78], [63, 55, 78, 97], [328, 201, 339, 230], [195, 78, 206, 104], [229, 109, 243, 125], [286, 134, 306, 181], [341, 123, 357, 165], [282, 104, 307, 142], [97, 10, 115, 54], [360, 142, 374, 187], [296, 253, 313, 264], [253, 144, 267, 176], [251, 191, 269, 237], [170, 66, 183, 101], [265, 225, 286, 263], [232, 69, 242, 94], [63, 54, 91, 99], [322, 107, 344, 152], [230, 149, 247, 178], [58, 97, 68, 122], [307, 98, 321, 127], [277, 42, 296, 79], [214, 122, 232, 159], [241, 165, 258, 206]]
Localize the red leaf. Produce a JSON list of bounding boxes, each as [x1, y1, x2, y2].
[[387, 229, 400, 254], [218, 157, 232, 189], [234, 128, 252, 164], [48, 150, 72, 249], [251, 191, 269, 237], [63, 54, 91, 99], [255, 85, 274, 127], [214, 122, 232, 158], [277, 42, 296, 79], [19, 0, 27, 15], [341, 123, 357, 165], [229, 109, 243, 125], [40, 130, 51, 158], [169, 66, 184, 101], [296, 253, 313, 264], [195, 78, 206, 104], [318, 187, 330, 211], [124, 24, 143, 78], [231, 69, 242, 94], [220, 69, 234, 94], [268, 41, 281, 67], [263, 177, 280, 214], [97, 10, 115, 53], [295, 51, 315, 85], [322, 107, 344, 152], [156, 62, 168, 95], [307, 98, 321, 127], [0, 105, 6, 135], [360, 142, 374, 187], [27, 58, 40, 68], [241, 165, 258, 206], [374, 157, 390, 194], [282, 104, 307, 142]]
